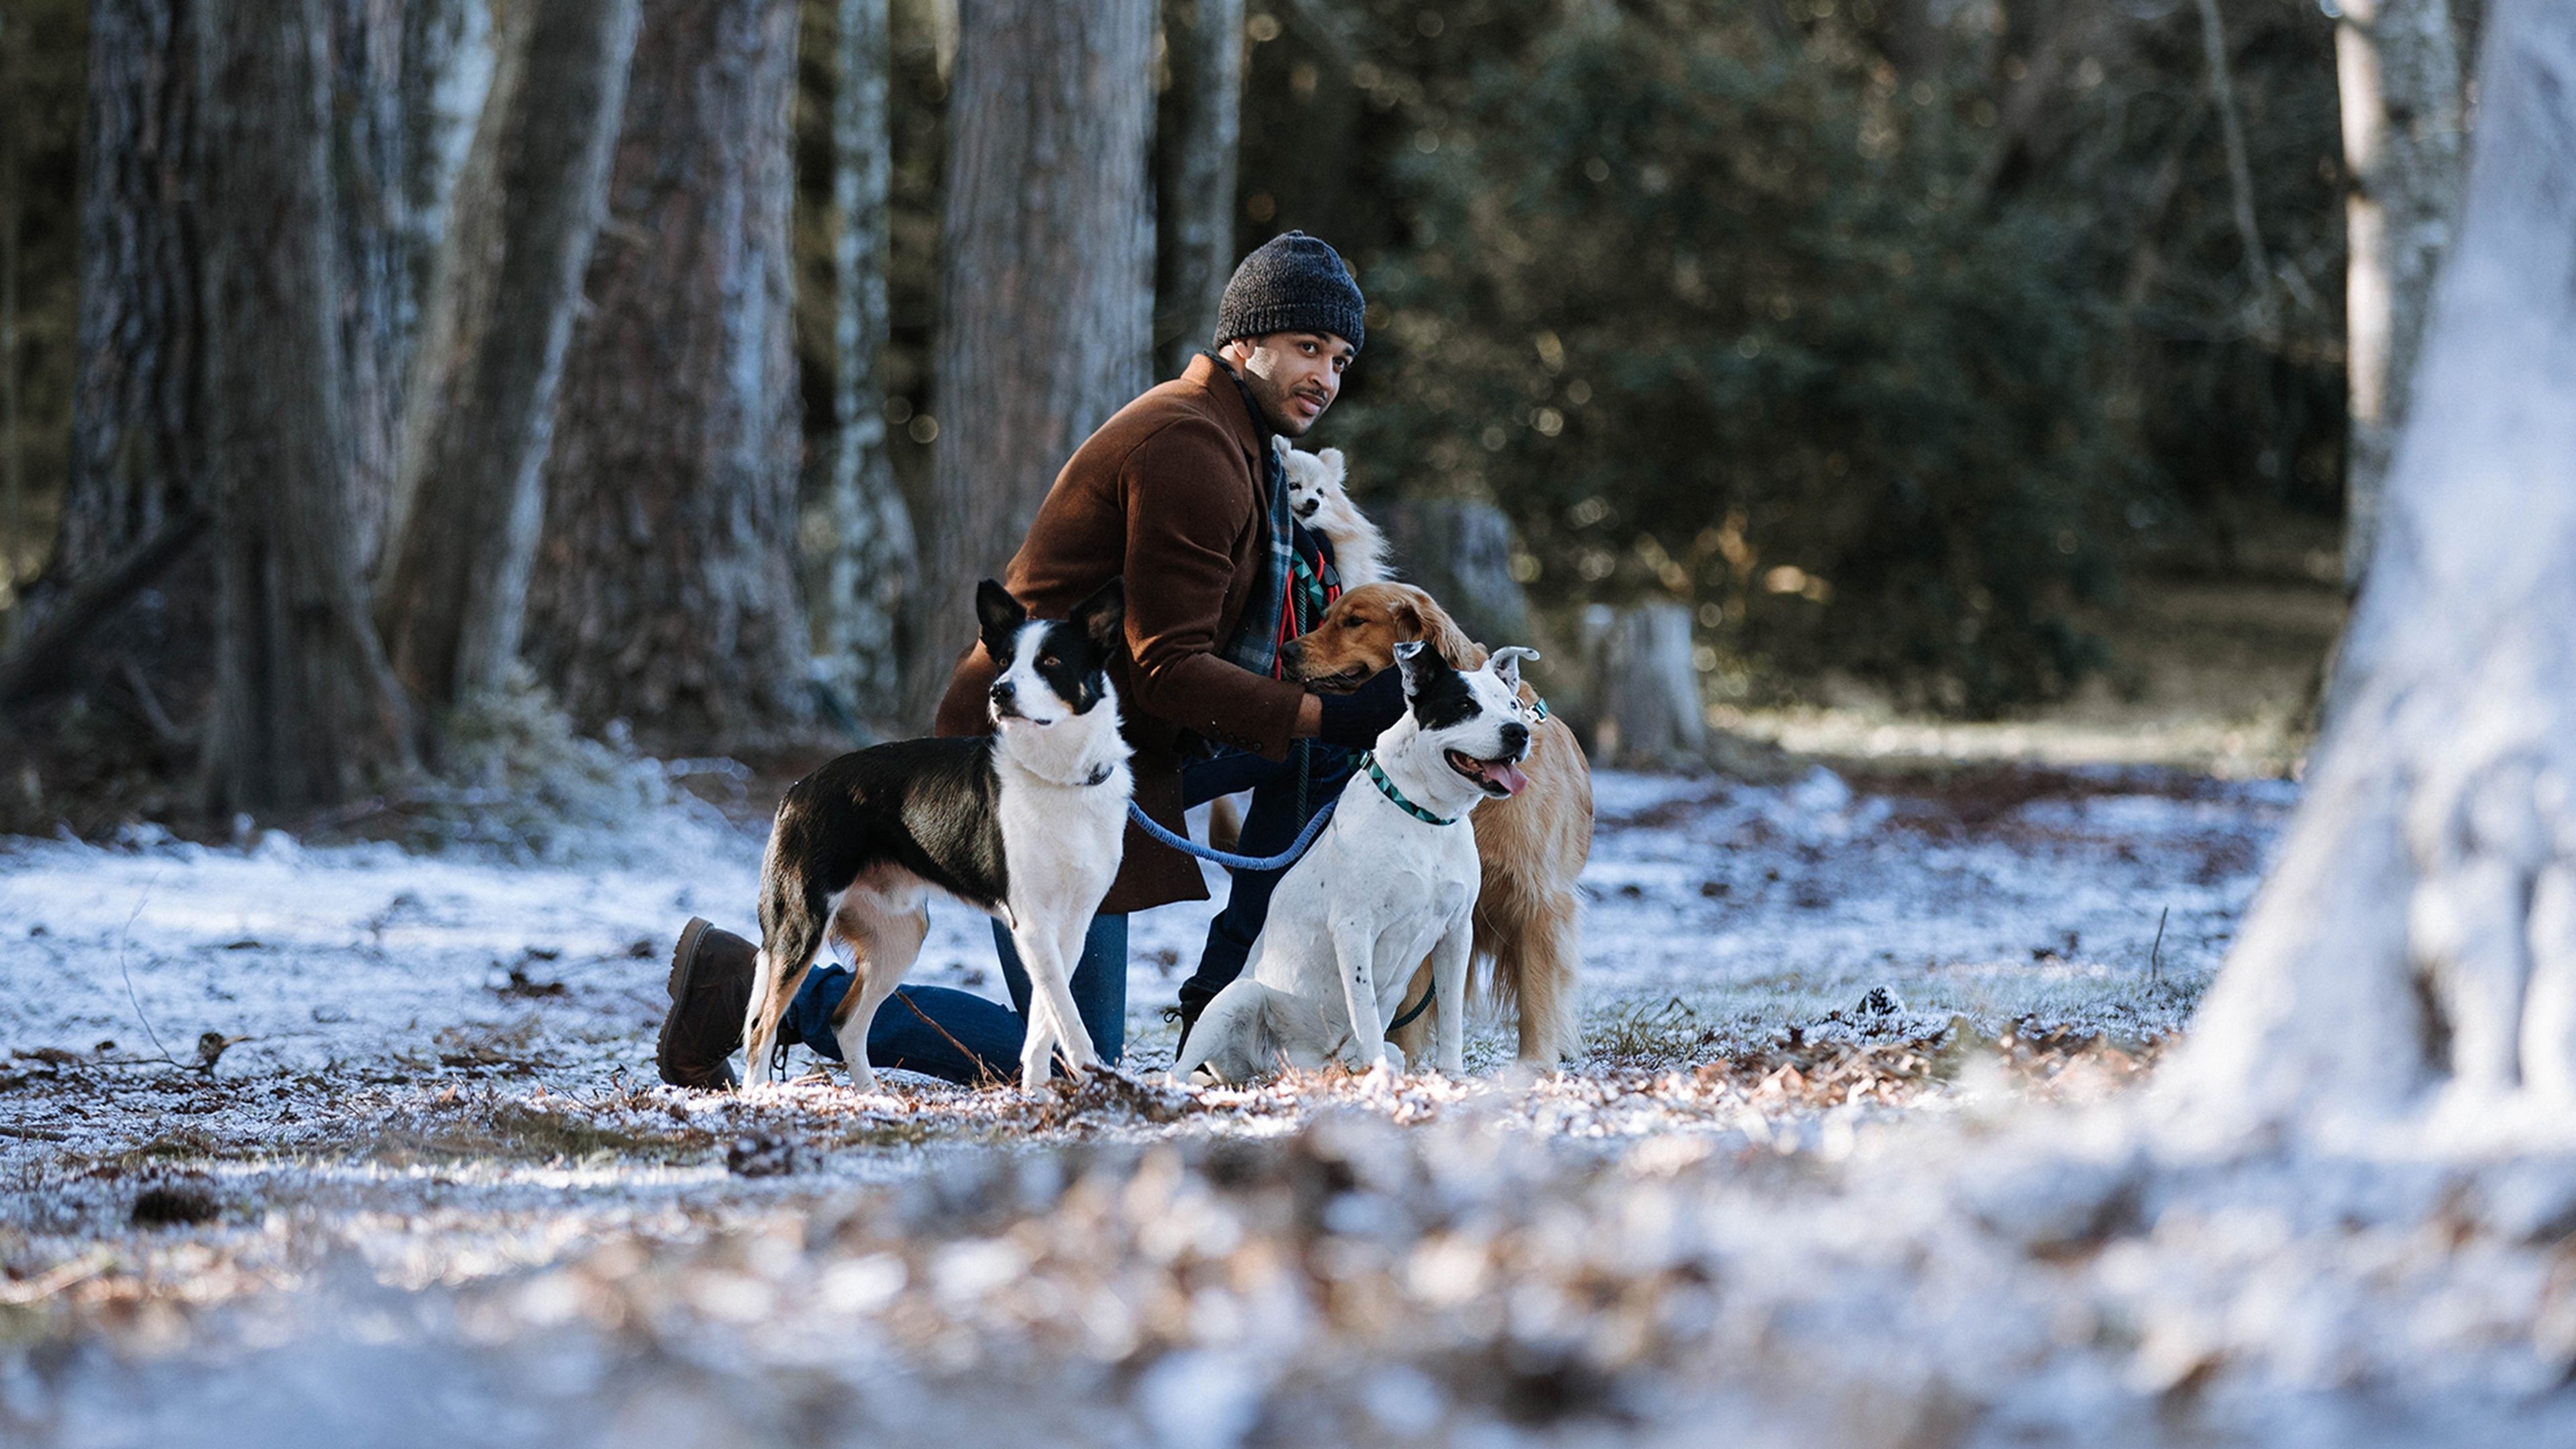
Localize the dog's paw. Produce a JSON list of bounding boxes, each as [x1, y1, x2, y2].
[[1360, 1051, 1403, 1092]]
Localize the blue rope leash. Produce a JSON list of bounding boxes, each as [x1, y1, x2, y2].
[[1127, 795, 1339, 872]]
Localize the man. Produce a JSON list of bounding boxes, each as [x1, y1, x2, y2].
[[657, 231, 1405, 1087]]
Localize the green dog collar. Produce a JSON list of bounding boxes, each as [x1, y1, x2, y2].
[[1360, 751, 1460, 826]]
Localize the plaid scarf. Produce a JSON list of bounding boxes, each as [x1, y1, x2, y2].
[[1212, 354, 1302, 682]]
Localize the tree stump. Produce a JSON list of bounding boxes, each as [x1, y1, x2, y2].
[[1580, 602, 1707, 769], [1375, 498, 1537, 657]]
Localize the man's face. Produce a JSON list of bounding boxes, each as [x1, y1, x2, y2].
[[1222, 331, 1354, 438]]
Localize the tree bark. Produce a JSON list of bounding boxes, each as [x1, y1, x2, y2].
[[2337, 0, 2465, 589], [903, 0, 1155, 726], [323, 0, 413, 573], [1376, 498, 1536, 668], [1580, 602, 1707, 770], [1155, 0, 1243, 381], [2172, 0, 2576, 1130], [396, 0, 498, 351], [2192, 0, 2272, 320], [525, 0, 811, 749], [195, 0, 418, 811], [810, 0, 915, 712], [52, 0, 204, 612], [376, 0, 641, 719]]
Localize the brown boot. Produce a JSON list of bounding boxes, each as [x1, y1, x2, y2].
[[656, 917, 757, 1088]]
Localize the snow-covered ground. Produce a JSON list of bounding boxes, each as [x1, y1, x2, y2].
[[7, 762, 2571, 1445]]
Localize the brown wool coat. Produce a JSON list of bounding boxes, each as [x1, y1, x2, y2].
[[932, 353, 1306, 914]]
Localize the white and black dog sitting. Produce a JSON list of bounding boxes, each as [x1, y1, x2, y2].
[[741, 578, 1132, 1093], [1171, 640, 1536, 1085]]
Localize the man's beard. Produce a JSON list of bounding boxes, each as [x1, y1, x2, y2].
[[1243, 366, 1322, 437]]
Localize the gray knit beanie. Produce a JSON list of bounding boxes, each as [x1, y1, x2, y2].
[[1214, 231, 1365, 353]]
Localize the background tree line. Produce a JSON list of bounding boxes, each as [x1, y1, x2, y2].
[[0, 0, 2473, 825]]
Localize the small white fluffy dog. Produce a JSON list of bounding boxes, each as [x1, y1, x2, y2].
[[1278, 439, 1389, 586], [1171, 640, 1537, 1084]]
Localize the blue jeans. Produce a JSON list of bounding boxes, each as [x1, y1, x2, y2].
[[1173, 741, 1358, 1015], [780, 743, 1352, 1083]]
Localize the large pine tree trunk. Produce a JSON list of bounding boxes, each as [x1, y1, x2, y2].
[[2337, 0, 2465, 588], [375, 0, 641, 719], [2173, 0, 2576, 1129], [1153, 0, 1243, 381], [810, 0, 915, 714], [902, 0, 1155, 724], [195, 0, 417, 811], [54, 0, 205, 606], [525, 0, 810, 749]]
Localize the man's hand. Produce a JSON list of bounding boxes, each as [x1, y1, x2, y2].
[[1292, 692, 1324, 739]]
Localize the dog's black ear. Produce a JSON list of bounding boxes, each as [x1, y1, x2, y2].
[[1070, 576, 1124, 652], [977, 579, 1026, 657], [1393, 638, 1438, 696]]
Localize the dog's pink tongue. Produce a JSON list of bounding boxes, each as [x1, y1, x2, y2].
[[1489, 760, 1529, 796]]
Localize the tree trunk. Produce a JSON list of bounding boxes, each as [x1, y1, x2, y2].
[[396, 0, 498, 352], [2337, 0, 2465, 588], [375, 0, 641, 719], [1376, 497, 1536, 661], [903, 0, 1155, 726], [2192, 0, 2272, 319], [323, 0, 412, 574], [195, 0, 418, 812], [809, 0, 915, 714], [2172, 0, 2576, 1130], [1581, 602, 1707, 770], [52, 0, 204, 612], [525, 0, 810, 749], [1, 7, 22, 601], [1154, 0, 1243, 381]]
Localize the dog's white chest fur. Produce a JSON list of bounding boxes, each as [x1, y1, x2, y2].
[[993, 749, 1127, 929], [1253, 782, 1480, 1031]]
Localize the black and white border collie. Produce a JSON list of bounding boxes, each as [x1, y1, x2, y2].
[[741, 578, 1132, 1092]]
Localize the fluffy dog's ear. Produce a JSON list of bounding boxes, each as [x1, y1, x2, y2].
[[1387, 594, 1425, 643], [1271, 436, 1291, 468], [1489, 645, 1540, 692], [976, 579, 1026, 656], [1071, 576, 1125, 651], [1318, 447, 1346, 485]]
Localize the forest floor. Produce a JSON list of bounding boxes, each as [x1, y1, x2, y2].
[[9, 561, 2576, 1447]]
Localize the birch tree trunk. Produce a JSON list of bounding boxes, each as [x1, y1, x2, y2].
[[903, 0, 1155, 725], [376, 0, 641, 720], [53, 0, 205, 609], [195, 0, 418, 811], [2337, 0, 2465, 588], [809, 0, 915, 712], [1154, 0, 1243, 381], [525, 0, 811, 749], [2172, 0, 2576, 1131]]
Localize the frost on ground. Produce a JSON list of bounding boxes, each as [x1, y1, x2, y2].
[[7, 763, 2571, 1445]]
